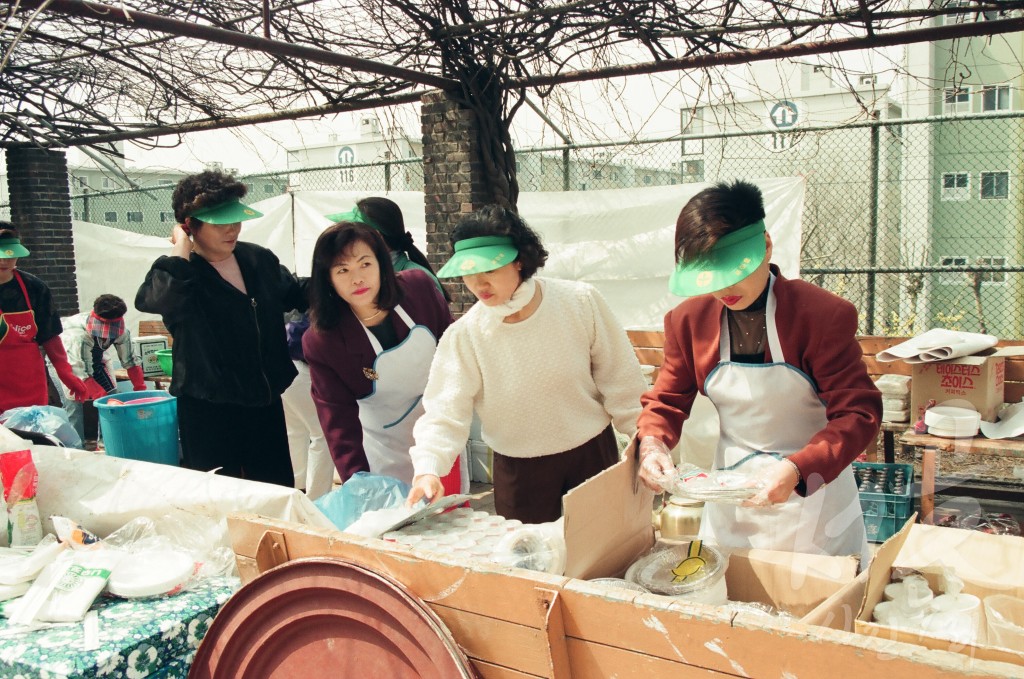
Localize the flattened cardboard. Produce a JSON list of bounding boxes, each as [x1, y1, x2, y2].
[[561, 441, 655, 580], [856, 521, 1024, 667]]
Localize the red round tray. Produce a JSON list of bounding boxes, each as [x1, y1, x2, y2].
[[189, 558, 476, 679]]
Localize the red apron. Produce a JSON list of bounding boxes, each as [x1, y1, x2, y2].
[[0, 271, 47, 413]]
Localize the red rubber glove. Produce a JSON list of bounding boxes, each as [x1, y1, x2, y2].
[[126, 365, 147, 391], [40, 336, 89, 402], [83, 377, 111, 400]]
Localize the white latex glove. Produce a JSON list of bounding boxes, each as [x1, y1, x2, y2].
[[638, 436, 674, 492]]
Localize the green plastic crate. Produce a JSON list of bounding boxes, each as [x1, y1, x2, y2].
[[853, 461, 914, 543]]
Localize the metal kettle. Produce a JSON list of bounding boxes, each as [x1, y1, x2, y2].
[[656, 495, 704, 540]]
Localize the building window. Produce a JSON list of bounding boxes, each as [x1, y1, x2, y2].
[[104, 211, 117, 222], [941, 172, 970, 201], [981, 85, 1011, 112], [942, 0, 974, 24], [681, 109, 704, 155], [159, 211, 175, 223], [127, 211, 144, 223], [978, 256, 1007, 284], [943, 87, 971, 114], [939, 256, 968, 284], [980, 171, 1009, 199], [643, 175, 652, 185], [264, 184, 275, 193], [158, 179, 174, 186], [859, 75, 877, 86]]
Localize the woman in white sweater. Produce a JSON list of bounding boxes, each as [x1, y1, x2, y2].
[[407, 205, 647, 523]]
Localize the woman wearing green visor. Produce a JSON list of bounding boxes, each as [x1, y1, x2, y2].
[[136, 170, 307, 486], [637, 180, 881, 563], [406, 205, 647, 523]]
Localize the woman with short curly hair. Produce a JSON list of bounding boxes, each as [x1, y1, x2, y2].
[[406, 205, 647, 523], [136, 170, 306, 485]]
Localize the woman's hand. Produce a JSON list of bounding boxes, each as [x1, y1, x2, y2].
[[170, 223, 192, 259], [407, 474, 444, 507], [743, 458, 800, 507], [638, 436, 674, 492]]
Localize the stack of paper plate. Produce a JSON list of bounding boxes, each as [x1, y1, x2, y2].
[[106, 549, 195, 598], [924, 406, 981, 438]]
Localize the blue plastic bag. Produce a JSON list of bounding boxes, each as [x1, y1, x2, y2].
[[313, 472, 411, 531], [0, 405, 83, 448]]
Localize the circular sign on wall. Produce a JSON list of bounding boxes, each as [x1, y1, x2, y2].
[[769, 100, 799, 129], [337, 145, 355, 165]]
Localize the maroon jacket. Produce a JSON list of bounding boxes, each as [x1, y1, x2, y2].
[[302, 268, 454, 482], [638, 266, 881, 495]]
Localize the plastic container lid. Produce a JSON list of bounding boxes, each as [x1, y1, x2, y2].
[[589, 578, 649, 593], [107, 549, 194, 598], [628, 541, 725, 596], [924, 406, 981, 437]]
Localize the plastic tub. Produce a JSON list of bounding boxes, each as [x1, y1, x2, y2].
[[985, 594, 1024, 651], [155, 349, 173, 376], [94, 390, 179, 466]]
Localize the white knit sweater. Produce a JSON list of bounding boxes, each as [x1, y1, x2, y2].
[[410, 277, 646, 479]]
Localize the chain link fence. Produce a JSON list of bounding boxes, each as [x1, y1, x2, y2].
[[5, 113, 1021, 338]]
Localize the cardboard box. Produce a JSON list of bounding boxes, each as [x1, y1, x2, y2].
[[133, 335, 169, 377], [909, 348, 1015, 422], [561, 441, 859, 619], [856, 522, 1024, 667]]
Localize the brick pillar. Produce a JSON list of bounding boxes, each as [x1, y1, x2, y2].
[[421, 91, 492, 316], [6, 148, 79, 315]]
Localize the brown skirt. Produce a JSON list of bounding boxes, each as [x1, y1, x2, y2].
[[491, 424, 619, 524]]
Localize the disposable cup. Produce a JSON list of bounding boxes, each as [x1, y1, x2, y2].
[[985, 595, 1024, 651]]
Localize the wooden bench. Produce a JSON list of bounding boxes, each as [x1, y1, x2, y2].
[[628, 330, 1024, 524]]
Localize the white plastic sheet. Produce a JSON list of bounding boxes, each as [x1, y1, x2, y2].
[[72, 179, 804, 332], [27, 446, 334, 550]]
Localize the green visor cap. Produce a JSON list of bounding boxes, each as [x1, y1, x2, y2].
[[189, 198, 263, 224], [436, 235, 519, 278], [0, 237, 30, 258], [669, 219, 767, 296], [324, 207, 378, 230]]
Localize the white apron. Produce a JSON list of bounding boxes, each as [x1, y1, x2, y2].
[[357, 306, 437, 484], [700, 276, 869, 563]]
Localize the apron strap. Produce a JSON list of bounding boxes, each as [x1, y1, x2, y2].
[[360, 304, 414, 355], [719, 273, 784, 364], [764, 274, 785, 364], [0, 271, 33, 315]]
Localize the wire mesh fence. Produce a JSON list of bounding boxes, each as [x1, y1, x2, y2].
[[4, 112, 1021, 338]]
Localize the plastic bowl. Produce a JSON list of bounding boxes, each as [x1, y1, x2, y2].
[[156, 349, 173, 376]]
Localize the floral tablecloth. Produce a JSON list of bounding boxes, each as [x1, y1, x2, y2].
[[0, 577, 239, 679]]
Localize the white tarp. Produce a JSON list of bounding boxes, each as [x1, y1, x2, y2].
[[74, 178, 803, 333], [30, 445, 334, 547]]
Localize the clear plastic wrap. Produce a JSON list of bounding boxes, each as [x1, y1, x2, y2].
[[491, 518, 566, 575], [658, 462, 764, 505]]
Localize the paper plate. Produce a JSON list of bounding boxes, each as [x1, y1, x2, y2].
[[107, 549, 195, 598], [189, 557, 477, 679], [924, 406, 980, 438]]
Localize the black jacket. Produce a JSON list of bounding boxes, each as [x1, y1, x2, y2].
[[135, 242, 307, 406]]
